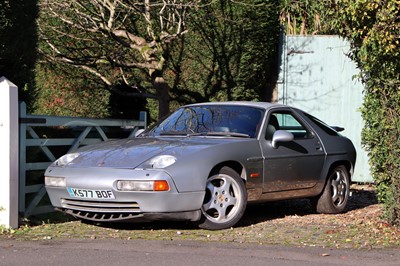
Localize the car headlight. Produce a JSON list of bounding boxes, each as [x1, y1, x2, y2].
[[55, 153, 80, 167], [116, 180, 170, 191], [140, 155, 177, 169], [45, 176, 66, 187]]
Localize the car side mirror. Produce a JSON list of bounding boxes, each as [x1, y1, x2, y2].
[[134, 129, 145, 137], [271, 130, 294, 149]]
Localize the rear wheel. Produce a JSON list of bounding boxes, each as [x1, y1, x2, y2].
[[198, 167, 247, 230], [315, 165, 350, 213]]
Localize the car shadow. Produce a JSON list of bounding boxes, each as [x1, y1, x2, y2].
[[87, 185, 378, 231], [237, 185, 378, 228], [83, 219, 199, 231], [26, 185, 377, 230]]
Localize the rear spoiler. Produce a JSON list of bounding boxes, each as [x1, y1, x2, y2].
[[331, 126, 345, 132]]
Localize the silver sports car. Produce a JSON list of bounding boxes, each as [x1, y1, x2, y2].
[[45, 102, 356, 230]]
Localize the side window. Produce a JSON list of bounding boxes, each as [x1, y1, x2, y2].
[[265, 111, 312, 140]]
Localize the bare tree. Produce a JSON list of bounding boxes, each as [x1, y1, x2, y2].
[[38, 0, 209, 118]]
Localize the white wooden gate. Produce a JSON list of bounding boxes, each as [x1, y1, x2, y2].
[[19, 103, 147, 217]]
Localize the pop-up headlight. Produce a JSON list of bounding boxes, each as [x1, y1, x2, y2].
[[140, 155, 177, 169], [55, 153, 80, 167]]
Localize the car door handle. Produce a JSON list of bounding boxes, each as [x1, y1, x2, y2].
[[315, 145, 323, 151]]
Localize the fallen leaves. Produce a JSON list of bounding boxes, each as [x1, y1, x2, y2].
[[1, 185, 399, 249]]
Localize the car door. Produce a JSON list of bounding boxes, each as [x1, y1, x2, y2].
[[260, 108, 326, 192]]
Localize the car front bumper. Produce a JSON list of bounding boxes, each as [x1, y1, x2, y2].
[[45, 166, 205, 222]]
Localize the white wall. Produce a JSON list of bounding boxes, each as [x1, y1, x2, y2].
[[0, 77, 19, 229]]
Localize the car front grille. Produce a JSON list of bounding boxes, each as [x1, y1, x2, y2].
[[61, 198, 141, 212], [60, 198, 142, 222]]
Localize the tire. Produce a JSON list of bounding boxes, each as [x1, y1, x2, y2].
[[315, 165, 350, 214], [197, 167, 247, 230]]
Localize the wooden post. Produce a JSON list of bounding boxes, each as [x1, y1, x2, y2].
[[0, 77, 19, 229]]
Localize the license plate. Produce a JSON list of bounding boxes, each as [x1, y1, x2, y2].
[[67, 188, 115, 199]]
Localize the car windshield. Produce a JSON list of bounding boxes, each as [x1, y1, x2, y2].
[[144, 105, 264, 138]]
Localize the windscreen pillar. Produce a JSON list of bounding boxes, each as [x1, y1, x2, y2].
[[0, 77, 19, 229]]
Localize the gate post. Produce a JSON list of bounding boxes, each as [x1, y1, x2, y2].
[[0, 77, 19, 229]]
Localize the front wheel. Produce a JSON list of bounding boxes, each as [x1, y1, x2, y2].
[[197, 167, 247, 230], [314, 165, 350, 214]]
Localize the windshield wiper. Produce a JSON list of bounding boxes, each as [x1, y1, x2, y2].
[[197, 132, 250, 138], [159, 130, 250, 138], [159, 130, 192, 136]]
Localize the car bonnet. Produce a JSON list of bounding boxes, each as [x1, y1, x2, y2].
[[59, 137, 229, 168]]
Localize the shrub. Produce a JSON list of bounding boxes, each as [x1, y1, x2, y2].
[[325, 0, 400, 225]]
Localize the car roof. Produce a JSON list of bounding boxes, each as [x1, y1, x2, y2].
[[183, 101, 287, 110]]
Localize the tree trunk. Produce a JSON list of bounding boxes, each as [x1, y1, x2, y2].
[[153, 76, 170, 120]]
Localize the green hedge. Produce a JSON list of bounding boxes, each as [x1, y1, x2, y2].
[[325, 0, 400, 225]]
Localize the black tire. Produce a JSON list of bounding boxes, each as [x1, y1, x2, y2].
[[315, 165, 350, 214], [197, 167, 247, 230]]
